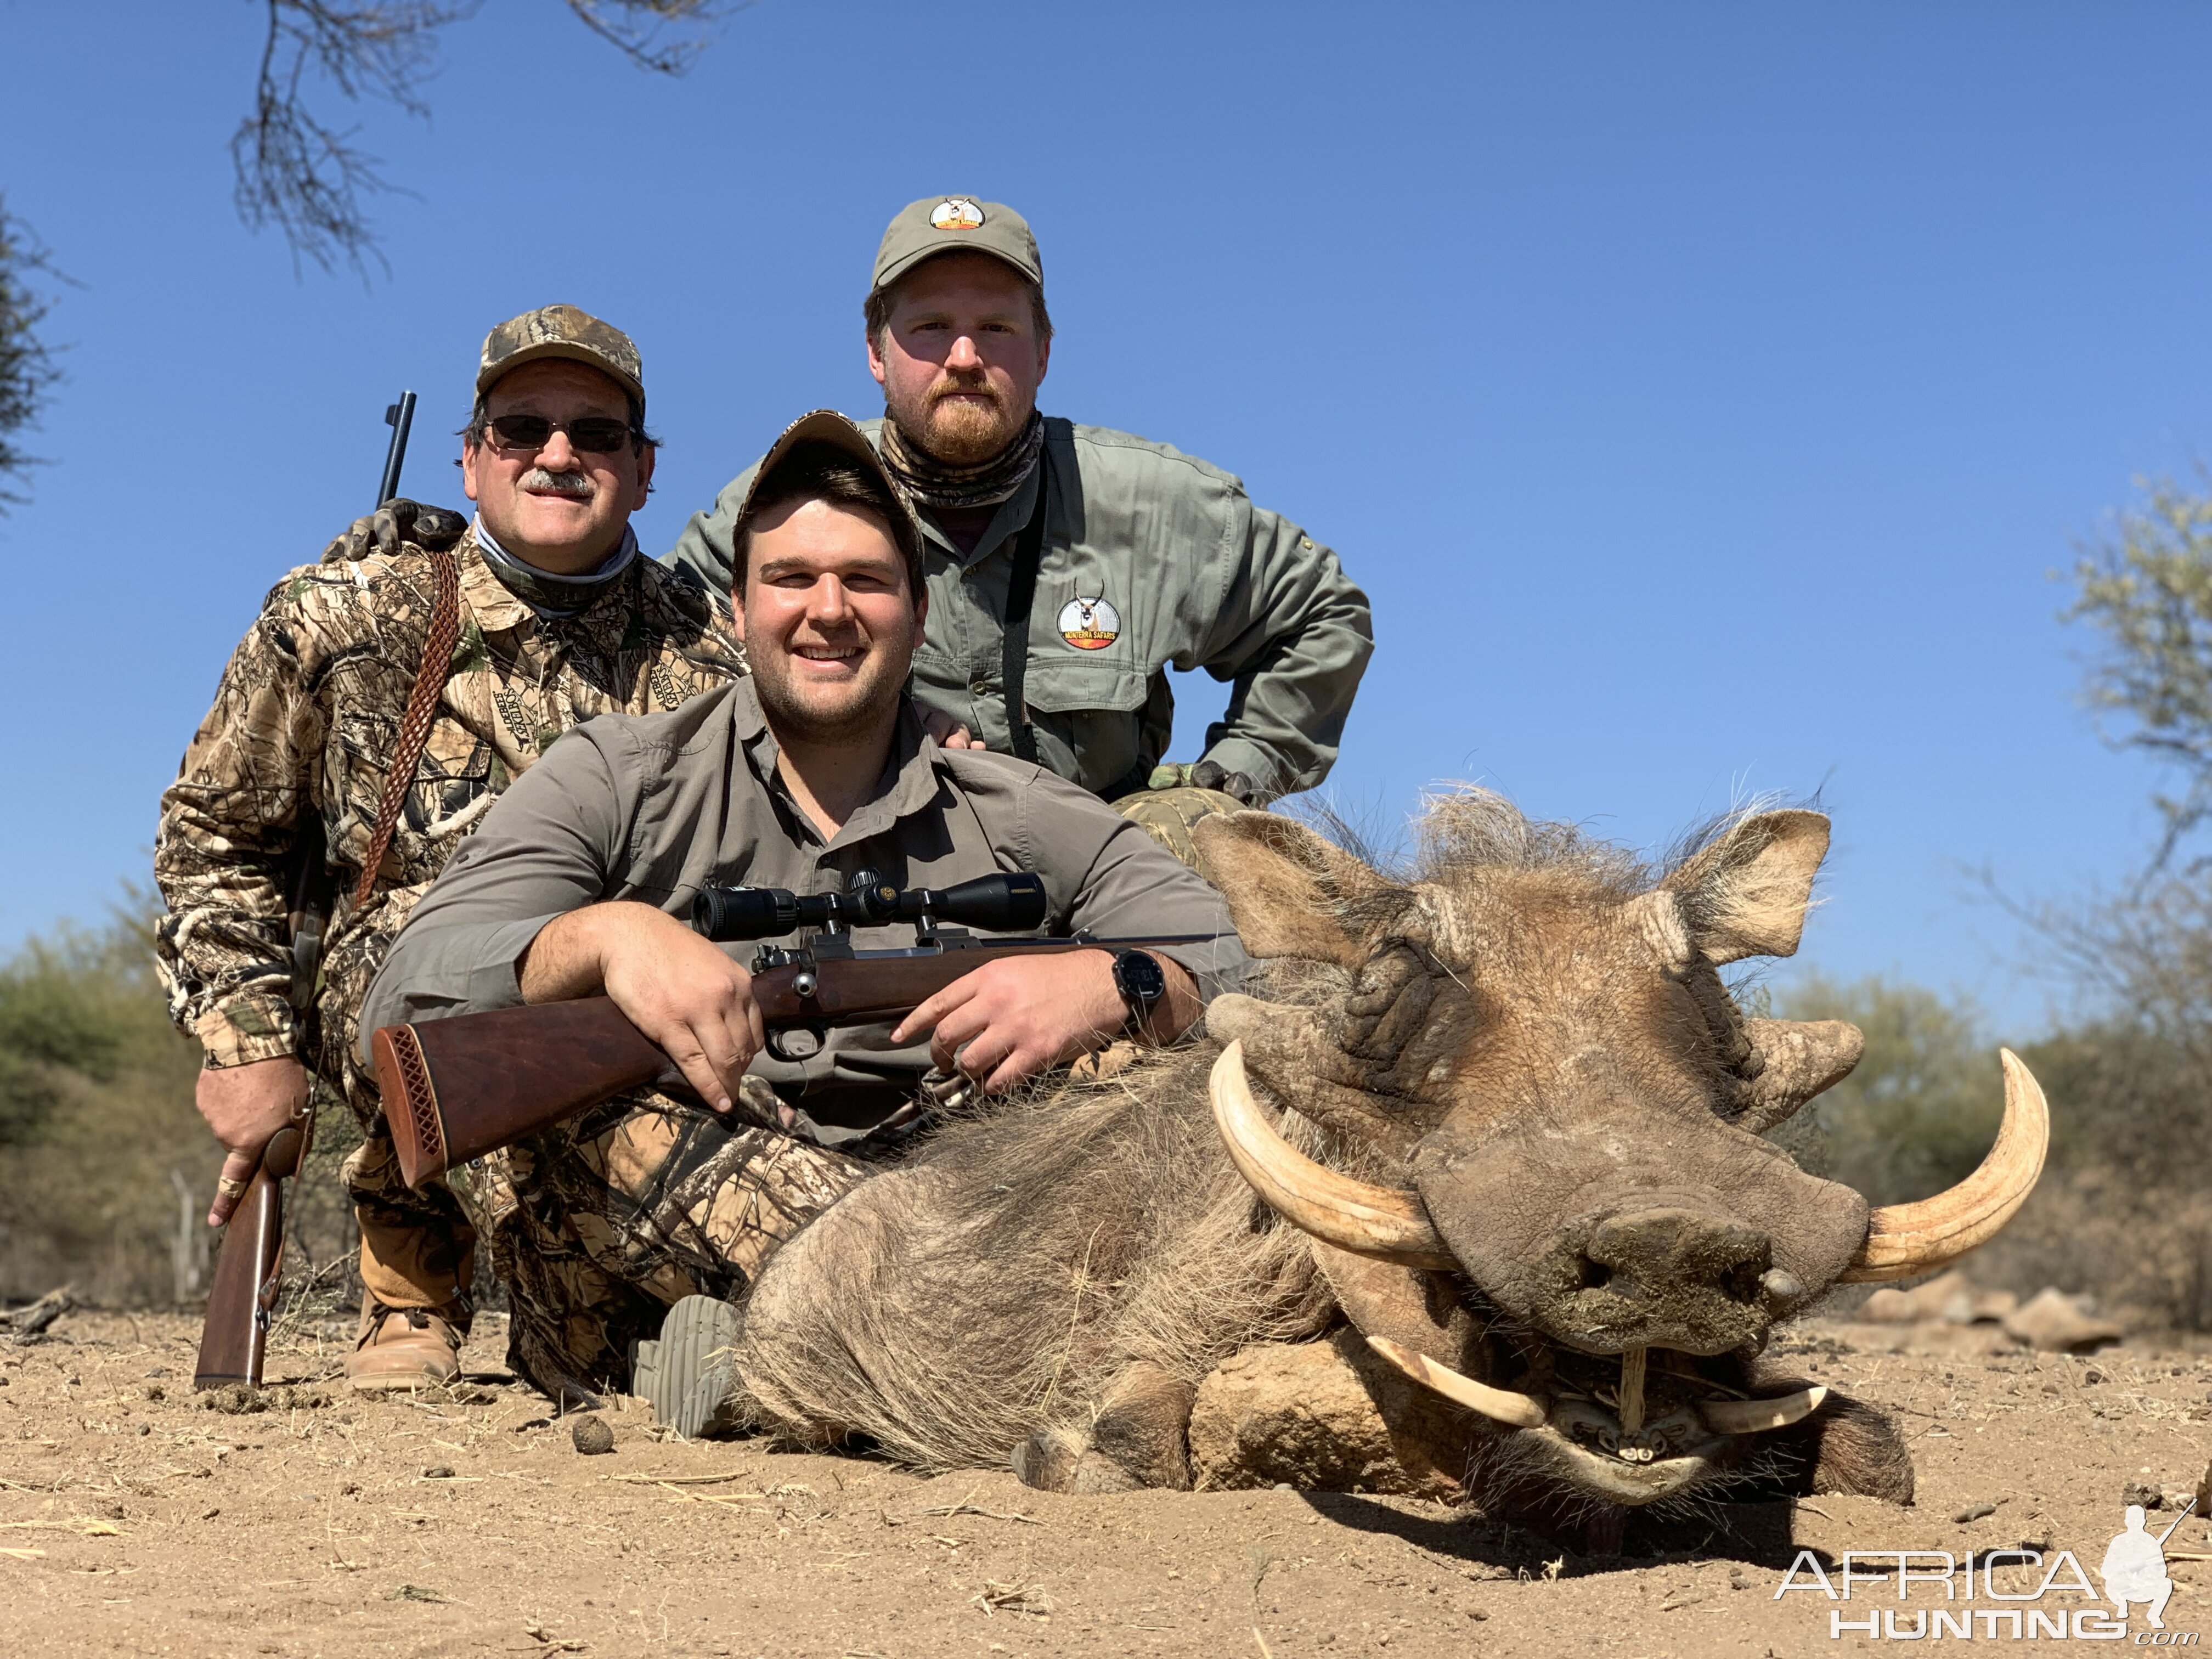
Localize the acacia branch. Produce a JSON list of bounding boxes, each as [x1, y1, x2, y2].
[[0, 201, 71, 514]]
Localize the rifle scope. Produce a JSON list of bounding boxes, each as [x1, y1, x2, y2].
[[691, 871, 1047, 943]]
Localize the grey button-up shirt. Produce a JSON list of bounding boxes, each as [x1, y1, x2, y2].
[[362, 678, 1250, 1136], [665, 416, 1374, 800]]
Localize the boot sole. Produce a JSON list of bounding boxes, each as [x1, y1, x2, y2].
[[642, 1295, 743, 1440]]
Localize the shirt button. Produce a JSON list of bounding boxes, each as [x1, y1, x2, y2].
[[969, 680, 992, 695]]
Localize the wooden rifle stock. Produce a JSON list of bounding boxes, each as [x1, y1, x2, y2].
[[373, 933, 1214, 1189], [193, 1121, 307, 1390]]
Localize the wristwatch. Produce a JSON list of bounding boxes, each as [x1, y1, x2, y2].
[[1111, 949, 1169, 1034]]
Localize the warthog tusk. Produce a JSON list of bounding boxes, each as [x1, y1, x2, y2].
[[1698, 1385, 1827, 1434], [1838, 1049, 2049, 1283], [1208, 1042, 1457, 1271], [1365, 1335, 1550, 1430]]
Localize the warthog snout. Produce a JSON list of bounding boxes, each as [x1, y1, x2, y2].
[[1541, 1204, 1776, 1355]]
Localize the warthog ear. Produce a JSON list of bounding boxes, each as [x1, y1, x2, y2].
[[1662, 810, 1831, 966], [1193, 813, 1387, 967]]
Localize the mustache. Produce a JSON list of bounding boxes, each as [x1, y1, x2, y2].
[[518, 467, 596, 499], [924, 372, 1001, 408]]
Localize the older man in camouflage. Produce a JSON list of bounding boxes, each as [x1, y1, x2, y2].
[[155, 305, 743, 1393]]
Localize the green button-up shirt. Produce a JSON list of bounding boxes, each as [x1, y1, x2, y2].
[[665, 417, 1373, 800]]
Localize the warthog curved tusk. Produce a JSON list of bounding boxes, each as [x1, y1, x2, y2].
[[1365, 1335, 1550, 1430], [1838, 1049, 2050, 1283], [1698, 1386, 1828, 1435], [1208, 1042, 1457, 1271]]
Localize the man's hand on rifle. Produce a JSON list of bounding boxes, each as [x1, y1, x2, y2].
[[520, 901, 764, 1114], [891, 949, 1198, 1095], [196, 1056, 311, 1227]]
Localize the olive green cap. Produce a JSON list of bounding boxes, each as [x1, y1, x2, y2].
[[871, 197, 1043, 296], [477, 304, 645, 411]]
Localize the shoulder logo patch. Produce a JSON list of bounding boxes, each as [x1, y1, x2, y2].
[[1057, 595, 1120, 651], [929, 198, 985, 232]]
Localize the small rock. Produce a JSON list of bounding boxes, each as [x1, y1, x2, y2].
[[134, 1424, 150, 1437], [1952, 1502, 1997, 1524], [143, 1384, 165, 1402], [340, 1482, 361, 1496], [421, 1465, 455, 1480], [571, 1415, 615, 1455], [99, 1502, 123, 1520], [144, 1367, 169, 1379], [2122, 1481, 2163, 1510], [1468, 1610, 1489, 1621], [198, 1506, 219, 1521], [2003, 1288, 2123, 1353]]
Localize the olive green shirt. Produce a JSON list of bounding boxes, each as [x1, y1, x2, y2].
[[361, 678, 1250, 1138], [664, 416, 1373, 800]]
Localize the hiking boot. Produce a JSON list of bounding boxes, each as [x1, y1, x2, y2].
[[346, 1303, 463, 1394], [632, 1295, 744, 1439]]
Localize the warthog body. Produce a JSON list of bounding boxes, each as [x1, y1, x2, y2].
[[735, 793, 2042, 1541]]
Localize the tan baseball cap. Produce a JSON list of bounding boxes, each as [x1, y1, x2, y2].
[[871, 197, 1043, 296], [476, 304, 645, 409]]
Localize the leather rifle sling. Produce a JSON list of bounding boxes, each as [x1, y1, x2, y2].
[[999, 466, 1051, 765], [352, 546, 462, 910]]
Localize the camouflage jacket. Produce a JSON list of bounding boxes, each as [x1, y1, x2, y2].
[[154, 528, 745, 1086]]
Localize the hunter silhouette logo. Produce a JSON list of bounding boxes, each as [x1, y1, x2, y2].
[[2103, 1500, 2194, 1630], [929, 198, 985, 232], [1057, 595, 1120, 650], [1774, 1494, 2203, 1641]]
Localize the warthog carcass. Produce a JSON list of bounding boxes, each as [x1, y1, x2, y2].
[[732, 793, 2046, 1542]]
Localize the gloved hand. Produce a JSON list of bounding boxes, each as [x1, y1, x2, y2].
[[1147, 759, 1264, 805], [319, 499, 470, 565]]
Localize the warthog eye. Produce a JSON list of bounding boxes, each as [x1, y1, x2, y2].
[[1341, 942, 1442, 1065], [1333, 940, 1471, 1099]]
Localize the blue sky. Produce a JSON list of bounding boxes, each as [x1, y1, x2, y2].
[[2, 1, 2207, 1034]]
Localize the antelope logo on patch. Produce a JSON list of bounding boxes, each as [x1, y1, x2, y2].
[[1057, 595, 1120, 651], [929, 198, 985, 232]]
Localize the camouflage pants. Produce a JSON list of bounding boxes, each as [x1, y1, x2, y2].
[[314, 927, 483, 1324], [473, 1086, 869, 1401]]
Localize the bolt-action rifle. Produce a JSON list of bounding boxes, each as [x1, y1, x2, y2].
[[370, 870, 1220, 1190], [193, 393, 419, 1391]]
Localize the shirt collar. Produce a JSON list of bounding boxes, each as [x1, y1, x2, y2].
[[915, 463, 1045, 571], [732, 680, 947, 853]]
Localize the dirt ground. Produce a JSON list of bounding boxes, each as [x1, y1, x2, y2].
[[3, 1311, 2210, 1658]]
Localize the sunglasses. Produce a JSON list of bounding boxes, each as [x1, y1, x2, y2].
[[482, 414, 637, 454]]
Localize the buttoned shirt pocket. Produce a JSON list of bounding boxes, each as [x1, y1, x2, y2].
[[1017, 658, 1158, 798]]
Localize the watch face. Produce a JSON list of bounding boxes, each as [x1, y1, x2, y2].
[[1116, 950, 1168, 1002]]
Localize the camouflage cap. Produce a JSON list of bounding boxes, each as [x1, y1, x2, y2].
[[871, 198, 1043, 297], [477, 304, 645, 410]]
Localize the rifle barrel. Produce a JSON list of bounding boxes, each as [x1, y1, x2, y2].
[[377, 391, 417, 507]]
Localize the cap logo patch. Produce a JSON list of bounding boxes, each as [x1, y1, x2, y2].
[[929, 198, 986, 232], [1057, 595, 1120, 651]]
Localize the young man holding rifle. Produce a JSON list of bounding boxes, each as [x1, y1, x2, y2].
[[154, 306, 743, 1395], [360, 411, 1249, 1423]]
